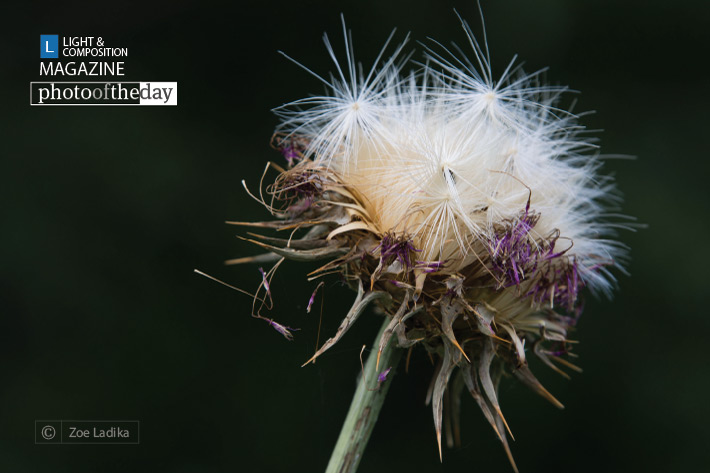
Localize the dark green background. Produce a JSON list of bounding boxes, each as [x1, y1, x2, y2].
[[3, 1, 708, 471]]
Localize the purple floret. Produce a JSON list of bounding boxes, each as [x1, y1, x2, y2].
[[416, 260, 446, 273], [374, 233, 420, 271], [489, 203, 585, 312], [275, 135, 308, 166], [526, 258, 584, 313], [264, 318, 299, 341], [377, 367, 392, 384], [489, 204, 542, 286], [281, 144, 300, 165]]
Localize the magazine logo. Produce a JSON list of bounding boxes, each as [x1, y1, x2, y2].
[[33, 35, 177, 107], [40, 35, 58, 58]]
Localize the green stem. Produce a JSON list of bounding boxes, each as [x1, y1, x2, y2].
[[325, 317, 403, 473]]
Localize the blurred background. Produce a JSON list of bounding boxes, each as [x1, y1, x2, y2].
[[2, 0, 708, 471]]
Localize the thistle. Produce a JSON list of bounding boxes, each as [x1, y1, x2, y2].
[[225, 14, 627, 473]]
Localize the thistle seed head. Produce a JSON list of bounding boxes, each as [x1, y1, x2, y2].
[[234, 15, 629, 470]]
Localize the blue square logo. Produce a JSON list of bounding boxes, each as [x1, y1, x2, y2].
[[40, 35, 58, 58]]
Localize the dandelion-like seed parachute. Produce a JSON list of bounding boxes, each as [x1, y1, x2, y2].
[[226, 14, 627, 473]]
